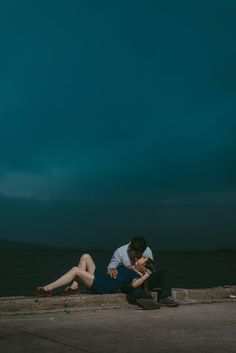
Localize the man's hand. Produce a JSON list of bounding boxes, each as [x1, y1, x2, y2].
[[107, 268, 118, 279]]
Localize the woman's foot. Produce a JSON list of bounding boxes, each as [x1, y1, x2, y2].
[[35, 287, 53, 297], [62, 286, 80, 295]]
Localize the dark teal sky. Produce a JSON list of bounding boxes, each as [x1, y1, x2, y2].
[[0, 1, 236, 249]]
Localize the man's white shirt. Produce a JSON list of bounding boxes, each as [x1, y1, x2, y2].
[[107, 243, 153, 270]]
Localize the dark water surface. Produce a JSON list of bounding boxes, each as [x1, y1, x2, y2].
[[0, 250, 235, 297]]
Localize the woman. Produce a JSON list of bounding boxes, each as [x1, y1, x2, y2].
[[35, 253, 153, 296]]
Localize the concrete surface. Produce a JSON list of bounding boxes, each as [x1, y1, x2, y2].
[[0, 286, 235, 315], [0, 302, 235, 353]]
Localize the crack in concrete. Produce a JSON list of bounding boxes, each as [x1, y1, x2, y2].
[[0, 325, 95, 353], [0, 333, 12, 340]]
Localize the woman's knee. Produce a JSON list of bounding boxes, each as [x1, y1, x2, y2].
[[71, 266, 80, 275], [80, 253, 92, 261]]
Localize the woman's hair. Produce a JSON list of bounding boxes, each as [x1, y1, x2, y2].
[[145, 257, 156, 272]]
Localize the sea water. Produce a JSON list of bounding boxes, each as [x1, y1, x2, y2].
[[0, 249, 235, 297]]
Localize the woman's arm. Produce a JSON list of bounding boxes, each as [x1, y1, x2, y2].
[[131, 270, 151, 288]]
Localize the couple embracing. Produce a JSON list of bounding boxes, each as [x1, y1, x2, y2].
[[35, 236, 179, 310]]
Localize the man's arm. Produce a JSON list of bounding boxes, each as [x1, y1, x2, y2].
[[107, 249, 122, 278]]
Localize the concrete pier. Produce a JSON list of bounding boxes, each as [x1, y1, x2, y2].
[[0, 285, 235, 315]]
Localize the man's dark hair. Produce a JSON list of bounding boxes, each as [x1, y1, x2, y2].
[[130, 236, 147, 253]]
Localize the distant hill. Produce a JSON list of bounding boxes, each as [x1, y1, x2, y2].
[[0, 239, 111, 252], [0, 239, 113, 252], [0, 238, 235, 252], [0, 238, 65, 250]]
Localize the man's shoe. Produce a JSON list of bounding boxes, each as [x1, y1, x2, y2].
[[136, 298, 161, 310], [63, 287, 80, 295], [34, 287, 53, 297], [126, 294, 138, 305], [159, 296, 180, 307]]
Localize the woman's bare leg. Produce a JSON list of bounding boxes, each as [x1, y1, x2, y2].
[[70, 253, 96, 289], [43, 267, 95, 291]]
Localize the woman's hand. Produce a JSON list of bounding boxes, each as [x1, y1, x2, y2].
[[136, 256, 148, 265], [133, 262, 147, 274], [133, 256, 148, 273]]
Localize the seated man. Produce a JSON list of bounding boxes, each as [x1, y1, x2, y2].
[[107, 236, 179, 307]]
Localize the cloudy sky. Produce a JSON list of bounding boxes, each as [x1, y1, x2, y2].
[[0, 0, 236, 250]]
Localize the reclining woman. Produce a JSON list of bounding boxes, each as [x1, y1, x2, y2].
[[35, 253, 155, 297]]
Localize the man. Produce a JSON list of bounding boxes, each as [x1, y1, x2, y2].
[[107, 236, 179, 308]]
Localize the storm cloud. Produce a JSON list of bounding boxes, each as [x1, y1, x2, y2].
[[0, 1, 236, 249]]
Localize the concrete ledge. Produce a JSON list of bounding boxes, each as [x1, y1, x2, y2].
[[0, 286, 235, 316], [173, 285, 236, 304], [0, 293, 131, 316]]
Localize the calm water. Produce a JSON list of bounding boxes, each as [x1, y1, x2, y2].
[[0, 249, 235, 297]]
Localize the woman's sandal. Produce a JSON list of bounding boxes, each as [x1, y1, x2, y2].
[[62, 287, 80, 295], [34, 287, 53, 297]]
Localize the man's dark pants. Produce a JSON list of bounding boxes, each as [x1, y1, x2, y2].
[[125, 268, 172, 302]]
